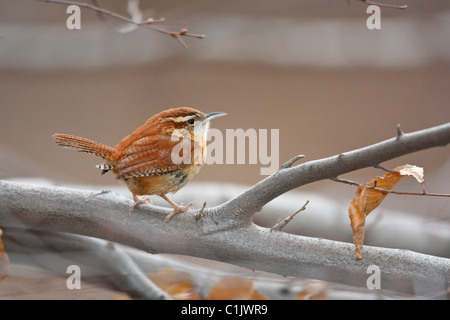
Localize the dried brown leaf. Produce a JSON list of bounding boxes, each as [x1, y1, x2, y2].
[[348, 165, 424, 259], [207, 277, 269, 300], [148, 267, 199, 300], [394, 164, 424, 184]]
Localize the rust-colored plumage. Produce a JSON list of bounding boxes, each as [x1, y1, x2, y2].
[[53, 107, 226, 222]]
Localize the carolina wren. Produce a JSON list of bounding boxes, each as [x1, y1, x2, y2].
[[53, 107, 226, 222]]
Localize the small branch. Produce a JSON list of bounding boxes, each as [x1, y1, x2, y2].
[[39, 0, 149, 25], [396, 123, 404, 139], [164, 29, 206, 49], [373, 164, 395, 172], [92, 0, 164, 34], [225, 122, 450, 221], [271, 200, 309, 231], [280, 155, 305, 170], [3, 226, 171, 299], [332, 177, 450, 197], [37, 0, 204, 47], [103, 241, 173, 299], [367, 186, 450, 198], [195, 201, 207, 221], [330, 177, 360, 187]]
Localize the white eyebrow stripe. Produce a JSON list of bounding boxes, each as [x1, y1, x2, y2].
[[164, 115, 197, 123]]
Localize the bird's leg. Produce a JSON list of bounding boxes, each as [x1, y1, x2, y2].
[[129, 193, 152, 216], [160, 194, 194, 223]]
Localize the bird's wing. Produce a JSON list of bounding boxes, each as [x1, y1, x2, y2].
[[116, 135, 195, 179]]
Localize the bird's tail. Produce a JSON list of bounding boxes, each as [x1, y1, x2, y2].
[[52, 133, 114, 160]]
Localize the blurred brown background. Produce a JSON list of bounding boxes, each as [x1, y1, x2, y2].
[[0, 0, 449, 216]]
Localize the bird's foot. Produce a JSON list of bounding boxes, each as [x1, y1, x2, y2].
[[129, 194, 152, 216], [164, 202, 194, 223]]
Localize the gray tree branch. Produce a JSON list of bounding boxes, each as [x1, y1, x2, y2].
[[2, 226, 171, 299], [3, 228, 427, 299], [0, 122, 449, 296], [222, 122, 450, 221]]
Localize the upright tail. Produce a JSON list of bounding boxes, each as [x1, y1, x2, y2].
[[53, 133, 114, 160]]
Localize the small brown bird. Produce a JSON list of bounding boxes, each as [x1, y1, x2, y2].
[[53, 107, 226, 222]]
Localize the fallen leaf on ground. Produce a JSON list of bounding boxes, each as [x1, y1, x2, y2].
[[148, 267, 200, 300], [207, 277, 269, 300], [348, 164, 424, 259]]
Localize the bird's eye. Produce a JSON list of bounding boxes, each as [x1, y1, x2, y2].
[[187, 119, 195, 125]]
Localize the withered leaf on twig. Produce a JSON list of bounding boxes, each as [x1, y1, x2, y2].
[[348, 164, 424, 259]]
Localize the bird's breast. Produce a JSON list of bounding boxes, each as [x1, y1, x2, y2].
[[125, 164, 204, 196]]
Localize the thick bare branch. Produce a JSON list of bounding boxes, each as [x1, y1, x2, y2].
[[2, 226, 171, 299], [222, 122, 450, 221], [1, 123, 449, 295], [0, 181, 448, 296], [3, 228, 430, 299]]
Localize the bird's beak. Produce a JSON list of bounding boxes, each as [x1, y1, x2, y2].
[[203, 112, 227, 123]]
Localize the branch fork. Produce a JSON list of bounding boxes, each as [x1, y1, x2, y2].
[[1, 122, 449, 295]]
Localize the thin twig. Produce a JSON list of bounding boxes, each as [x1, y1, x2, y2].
[[91, 0, 164, 34], [367, 186, 450, 197], [373, 164, 396, 173], [332, 177, 450, 197], [396, 123, 404, 139], [37, 0, 205, 47], [276, 214, 281, 225], [330, 177, 360, 187], [195, 201, 207, 221], [271, 200, 309, 231], [280, 155, 305, 170]]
